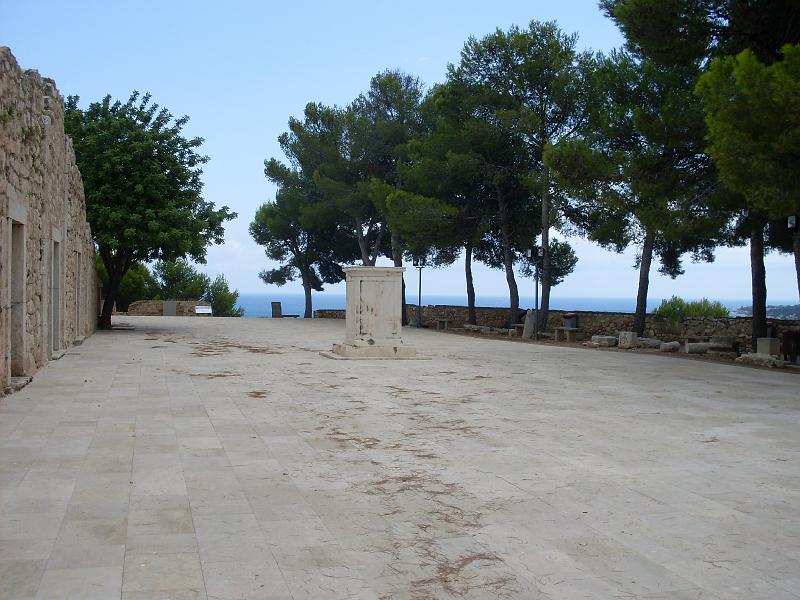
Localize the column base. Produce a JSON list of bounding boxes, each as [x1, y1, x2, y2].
[[321, 343, 420, 360]]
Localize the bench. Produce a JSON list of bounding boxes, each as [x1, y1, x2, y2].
[[194, 305, 212, 316], [271, 301, 300, 318], [436, 318, 451, 330], [512, 323, 526, 336], [554, 326, 584, 342]]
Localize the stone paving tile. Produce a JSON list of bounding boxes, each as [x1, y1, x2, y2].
[[122, 551, 205, 594], [35, 565, 123, 600], [1, 315, 799, 599]]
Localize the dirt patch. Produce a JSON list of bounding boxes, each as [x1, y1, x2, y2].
[[328, 428, 381, 449], [188, 338, 282, 356], [411, 551, 513, 598]]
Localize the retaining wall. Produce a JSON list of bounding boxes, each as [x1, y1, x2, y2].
[[314, 305, 800, 352], [127, 300, 211, 316]]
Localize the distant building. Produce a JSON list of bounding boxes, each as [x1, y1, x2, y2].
[[0, 47, 99, 393]]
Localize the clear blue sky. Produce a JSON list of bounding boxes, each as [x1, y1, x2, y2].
[[2, 0, 796, 303]]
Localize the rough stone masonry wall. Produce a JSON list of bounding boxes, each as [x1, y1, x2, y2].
[[314, 305, 800, 353], [127, 300, 211, 316], [0, 47, 99, 391]]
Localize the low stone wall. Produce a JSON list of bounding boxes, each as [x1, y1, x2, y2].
[[313, 309, 346, 320], [127, 300, 210, 316], [313, 304, 800, 352]]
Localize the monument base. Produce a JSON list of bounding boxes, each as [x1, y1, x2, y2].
[[321, 342, 420, 360]]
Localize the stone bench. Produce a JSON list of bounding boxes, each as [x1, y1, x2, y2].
[[554, 327, 584, 342], [436, 318, 452, 330]]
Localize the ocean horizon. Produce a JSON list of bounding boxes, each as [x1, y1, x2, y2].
[[234, 292, 787, 319]]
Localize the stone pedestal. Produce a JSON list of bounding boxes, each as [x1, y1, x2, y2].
[[757, 337, 780, 356], [327, 267, 417, 359], [618, 331, 638, 349]]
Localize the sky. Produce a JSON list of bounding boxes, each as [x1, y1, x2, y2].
[[2, 0, 796, 304]]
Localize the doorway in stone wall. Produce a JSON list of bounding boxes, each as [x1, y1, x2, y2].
[[75, 250, 81, 337], [50, 240, 61, 355], [10, 222, 25, 376]]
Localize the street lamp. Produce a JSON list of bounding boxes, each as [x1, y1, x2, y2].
[[412, 256, 427, 327], [526, 246, 544, 338]]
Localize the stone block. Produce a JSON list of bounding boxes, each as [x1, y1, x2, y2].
[[591, 335, 617, 347], [522, 309, 535, 339], [618, 331, 638, 349], [709, 336, 737, 350], [736, 353, 787, 368], [638, 337, 663, 349], [660, 341, 680, 352], [685, 342, 711, 354], [756, 337, 780, 356]]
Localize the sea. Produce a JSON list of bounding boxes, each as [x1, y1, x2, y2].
[[236, 293, 764, 318]]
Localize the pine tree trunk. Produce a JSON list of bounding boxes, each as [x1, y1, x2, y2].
[[793, 226, 800, 303], [465, 243, 476, 325], [302, 281, 313, 319], [750, 223, 768, 347], [498, 191, 519, 327], [633, 230, 655, 336], [538, 166, 551, 333]]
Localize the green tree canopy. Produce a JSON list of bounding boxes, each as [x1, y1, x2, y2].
[[64, 92, 235, 328], [452, 20, 596, 327], [696, 45, 800, 300], [152, 259, 210, 301], [545, 50, 727, 334], [204, 275, 244, 317], [603, 0, 800, 343]]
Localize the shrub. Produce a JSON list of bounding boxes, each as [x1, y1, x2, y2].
[[204, 275, 244, 317], [654, 296, 730, 323]]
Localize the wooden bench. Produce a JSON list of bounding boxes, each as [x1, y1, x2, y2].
[[436, 318, 452, 330], [554, 326, 584, 342], [512, 323, 526, 337], [194, 305, 212, 316]]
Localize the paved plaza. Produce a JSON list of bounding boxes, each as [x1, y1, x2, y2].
[[0, 316, 798, 599]]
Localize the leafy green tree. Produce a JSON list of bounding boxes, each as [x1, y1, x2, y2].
[[64, 92, 235, 328], [250, 162, 354, 318], [390, 81, 498, 324], [453, 21, 597, 330], [696, 45, 800, 301], [602, 0, 800, 344], [355, 70, 424, 261], [153, 259, 210, 300], [518, 239, 578, 288], [546, 51, 727, 335], [94, 256, 158, 312], [204, 275, 244, 317], [601, 0, 800, 66]]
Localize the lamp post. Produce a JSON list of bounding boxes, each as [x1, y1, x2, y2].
[[527, 246, 544, 339], [412, 256, 426, 327]]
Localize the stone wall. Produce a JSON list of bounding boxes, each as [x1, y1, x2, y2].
[[127, 300, 211, 316], [313, 304, 800, 352], [0, 47, 100, 392]]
